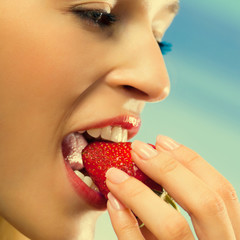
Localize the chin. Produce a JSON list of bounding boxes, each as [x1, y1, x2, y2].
[[8, 209, 103, 240]]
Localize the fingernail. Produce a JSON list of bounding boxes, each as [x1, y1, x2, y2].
[[156, 135, 180, 151], [131, 140, 158, 160], [106, 168, 130, 184], [108, 193, 126, 210]]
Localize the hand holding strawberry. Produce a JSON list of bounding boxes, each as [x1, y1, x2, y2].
[[102, 136, 240, 240], [82, 140, 179, 223], [82, 141, 163, 199]]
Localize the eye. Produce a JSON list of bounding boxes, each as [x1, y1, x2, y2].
[[71, 8, 117, 28], [158, 41, 172, 55]]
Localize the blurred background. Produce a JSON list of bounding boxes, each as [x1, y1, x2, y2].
[[96, 1, 240, 239]]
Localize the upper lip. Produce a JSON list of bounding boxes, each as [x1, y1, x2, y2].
[[73, 115, 141, 140]]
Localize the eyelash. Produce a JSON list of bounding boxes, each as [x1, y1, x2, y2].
[[71, 8, 117, 28], [72, 9, 172, 55], [158, 41, 172, 55]]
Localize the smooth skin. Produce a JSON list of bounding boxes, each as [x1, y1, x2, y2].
[[1, 0, 239, 239], [0, 0, 173, 239], [106, 137, 240, 239]]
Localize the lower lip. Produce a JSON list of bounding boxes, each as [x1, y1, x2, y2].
[[64, 160, 107, 210], [63, 115, 141, 209]]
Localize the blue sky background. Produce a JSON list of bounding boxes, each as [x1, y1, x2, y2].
[[96, 1, 240, 238]]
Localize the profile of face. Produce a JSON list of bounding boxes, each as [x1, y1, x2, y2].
[[0, 0, 178, 239]]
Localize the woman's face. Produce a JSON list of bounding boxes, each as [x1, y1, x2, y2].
[[0, 0, 178, 239]]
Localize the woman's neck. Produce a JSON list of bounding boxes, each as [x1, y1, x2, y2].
[[0, 217, 29, 240]]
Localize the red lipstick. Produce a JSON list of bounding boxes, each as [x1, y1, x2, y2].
[[63, 115, 141, 209], [76, 115, 141, 139], [64, 160, 107, 209]]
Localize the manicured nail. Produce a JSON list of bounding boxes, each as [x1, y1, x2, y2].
[[106, 168, 130, 184], [131, 140, 158, 160], [108, 193, 126, 210], [156, 135, 180, 151]]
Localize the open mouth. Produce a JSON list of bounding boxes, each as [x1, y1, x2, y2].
[[61, 115, 141, 208], [61, 116, 140, 209], [62, 126, 128, 190]]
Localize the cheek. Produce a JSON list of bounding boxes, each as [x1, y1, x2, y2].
[[0, 7, 106, 131], [0, 3, 117, 238], [0, 2, 116, 191], [0, 18, 82, 107], [0, 7, 103, 234], [0, 4, 115, 173], [0, 7, 82, 193]]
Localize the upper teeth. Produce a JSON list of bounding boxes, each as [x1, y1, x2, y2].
[[86, 126, 128, 143], [63, 126, 128, 191]]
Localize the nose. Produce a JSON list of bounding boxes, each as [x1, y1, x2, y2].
[[105, 32, 170, 102]]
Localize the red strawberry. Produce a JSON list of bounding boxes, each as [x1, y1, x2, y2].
[[82, 141, 163, 199]]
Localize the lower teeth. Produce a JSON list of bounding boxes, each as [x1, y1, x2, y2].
[[74, 170, 84, 180], [74, 170, 99, 192]]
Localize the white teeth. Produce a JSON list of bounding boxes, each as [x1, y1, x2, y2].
[[101, 126, 112, 140], [122, 129, 128, 142], [111, 126, 122, 142], [74, 171, 100, 192], [91, 183, 100, 192], [87, 128, 101, 138], [74, 170, 84, 180], [83, 176, 93, 187], [86, 126, 128, 143], [78, 130, 85, 134]]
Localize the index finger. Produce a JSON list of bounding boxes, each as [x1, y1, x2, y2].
[[156, 135, 240, 239], [131, 140, 236, 240], [106, 167, 194, 240]]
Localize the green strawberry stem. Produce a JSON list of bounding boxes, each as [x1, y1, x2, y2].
[[154, 189, 179, 212], [139, 189, 179, 228]]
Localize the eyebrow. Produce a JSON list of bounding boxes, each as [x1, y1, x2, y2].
[[168, 1, 180, 15]]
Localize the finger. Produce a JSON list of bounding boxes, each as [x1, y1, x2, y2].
[[106, 168, 194, 240], [156, 135, 240, 239], [131, 140, 236, 240], [137, 220, 159, 240], [107, 193, 144, 240]]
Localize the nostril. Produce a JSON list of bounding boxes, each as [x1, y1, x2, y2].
[[123, 85, 148, 99], [123, 85, 136, 92]]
